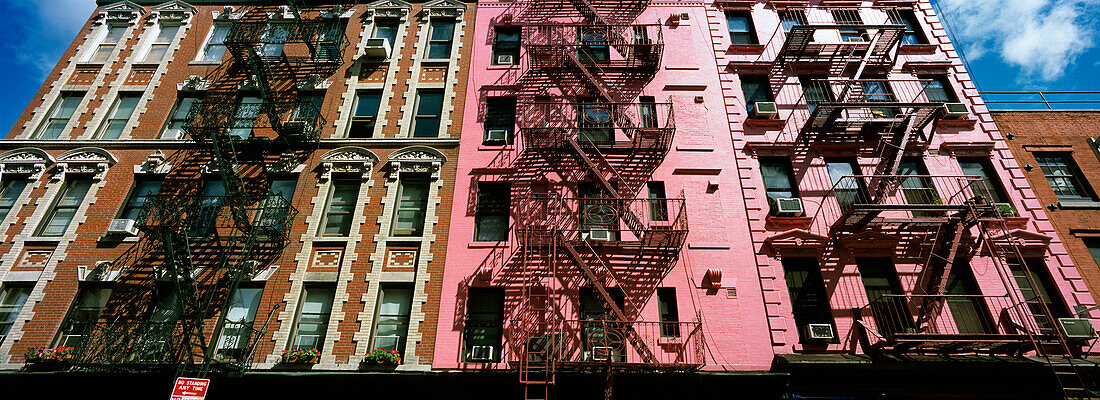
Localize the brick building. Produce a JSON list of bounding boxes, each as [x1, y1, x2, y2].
[[0, 0, 1098, 399], [0, 0, 473, 375], [994, 109, 1100, 305]]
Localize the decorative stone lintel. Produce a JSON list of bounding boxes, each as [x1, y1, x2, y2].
[[297, 74, 333, 91], [95, 1, 146, 26], [178, 75, 210, 92], [150, 1, 197, 24], [135, 150, 172, 175]]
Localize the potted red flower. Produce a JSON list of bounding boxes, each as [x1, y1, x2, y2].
[[23, 346, 75, 371], [359, 347, 401, 371]]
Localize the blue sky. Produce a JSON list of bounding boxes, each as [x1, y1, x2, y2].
[[0, 0, 1098, 132]]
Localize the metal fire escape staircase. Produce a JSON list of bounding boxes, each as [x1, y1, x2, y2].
[[78, 3, 344, 378]]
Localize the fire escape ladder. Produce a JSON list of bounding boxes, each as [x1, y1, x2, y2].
[[912, 215, 969, 331], [559, 234, 658, 364], [564, 50, 621, 103]]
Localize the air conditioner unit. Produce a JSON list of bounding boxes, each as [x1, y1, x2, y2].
[[775, 198, 805, 217], [281, 120, 307, 135], [804, 324, 836, 341], [751, 102, 779, 119], [467, 345, 496, 361], [107, 218, 139, 236], [1058, 318, 1097, 340], [485, 129, 509, 143], [363, 38, 392, 59], [584, 230, 611, 241], [496, 54, 515, 65], [943, 102, 969, 119], [588, 346, 614, 361]]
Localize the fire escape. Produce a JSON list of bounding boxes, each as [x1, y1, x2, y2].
[[75, 3, 348, 377], [767, 6, 1095, 399], [498, 1, 701, 399]]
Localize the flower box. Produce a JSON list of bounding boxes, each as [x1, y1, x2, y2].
[[360, 348, 401, 371], [23, 346, 75, 372], [279, 348, 321, 366]]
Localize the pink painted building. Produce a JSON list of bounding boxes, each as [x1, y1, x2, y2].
[[435, 0, 1098, 399]]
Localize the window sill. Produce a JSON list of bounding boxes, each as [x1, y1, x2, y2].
[[1058, 201, 1100, 209], [898, 44, 939, 54], [468, 242, 509, 248], [97, 234, 139, 244], [478, 145, 514, 151], [25, 237, 63, 245], [486, 64, 517, 70], [422, 58, 452, 63], [726, 44, 765, 54], [189, 60, 223, 66], [312, 237, 354, 244]]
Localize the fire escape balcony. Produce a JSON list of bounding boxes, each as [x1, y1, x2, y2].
[[767, 7, 905, 72], [516, 195, 688, 249], [821, 174, 998, 233], [857, 294, 1053, 355], [76, 318, 268, 372], [524, 23, 663, 71], [225, 19, 349, 66], [786, 78, 945, 144], [519, 320, 704, 368], [184, 101, 324, 149], [519, 101, 675, 153], [138, 194, 300, 249]]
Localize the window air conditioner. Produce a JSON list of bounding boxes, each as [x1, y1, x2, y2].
[[364, 38, 392, 59], [804, 324, 836, 341], [587, 346, 615, 361], [468, 345, 496, 361], [107, 218, 139, 236], [496, 54, 515, 65], [1058, 318, 1097, 340], [943, 102, 969, 120], [775, 198, 805, 217], [751, 102, 779, 119], [584, 230, 611, 241], [485, 129, 509, 143]]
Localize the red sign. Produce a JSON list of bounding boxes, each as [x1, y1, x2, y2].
[[171, 378, 210, 400]]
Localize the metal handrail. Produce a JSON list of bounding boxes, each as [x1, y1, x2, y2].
[[981, 91, 1100, 110]]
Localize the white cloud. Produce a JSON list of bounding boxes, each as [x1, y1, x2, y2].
[[5, 0, 97, 79], [937, 0, 1097, 81]]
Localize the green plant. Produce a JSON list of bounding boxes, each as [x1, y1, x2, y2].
[[930, 196, 944, 205], [24, 346, 75, 363], [997, 203, 1018, 217], [362, 347, 402, 365], [280, 348, 320, 364]]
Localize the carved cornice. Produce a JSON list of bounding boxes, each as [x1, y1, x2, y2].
[[56, 147, 117, 180], [0, 148, 53, 180], [177, 75, 210, 92], [135, 150, 171, 175], [387, 146, 446, 179], [320, 146, 379, 181], [149, 0, 196, 24], [94, 1, 146, 26]]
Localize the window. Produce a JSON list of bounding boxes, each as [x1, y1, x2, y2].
[[97, 93, 141, 139], [320, 179, 360, 236], [779, 10, 806, 33], [142, 24, 180, 63], [392, 176, 430, 236], [373, 19, 400, 50], [639, 96, 658, 128], [890, 9, 927, 45], [898, 157, 938, 217], [475, 182, 510, 242], [1035, 152, 1097, 202], [1009, 258, 1071, 330], [483, 97, 516, 145], [944, 259, 996, 334], [262, 23, 291, 59], [1085, 238, 1100, 269], [783, 257, 835, 343], [260, 179, 297, 234], [58, 286, 112, 348], [150, 282, 179, 322], [427, 20, 455, 59], [856, 257, 911, 336], [349, 91, 383, 138], [647, 181, 668, 222], [86, 25, 128, 63], [216, 286, 264, 361], [922, 75, 957, 103], [412, 90, 444, 138], [161, 96, 200, 139], [292, 286, 335, 350], [464, 288, 504, 361], [760, 157, 799, 214], [230, 97, 263, 139], [579, 287, 625, 361], [37, 178, 93, 237], [492, 27, 520, 64], [372, 285, 413, 353], [0, 284, 32, 345], [958, 157, 1009, 205], [0, 179, 29, 222], [725, 11, 757, 45], [119, 179, 163, 222], [741, 75, 773, 114], [832, 10, 867, 42], [35, 92, 84, 140], [199, 24, 231, 62], [190, 179, 225, 237], [657, 288, 680, 337], [799, 76, 831, 113], [826, 158, 864, 210], [861, 80, 898, 118], [577, 26, 610, 63]]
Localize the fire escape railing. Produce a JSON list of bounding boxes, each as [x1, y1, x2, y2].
[[518, 101, 675, 152], [185, 101, 325, 148]]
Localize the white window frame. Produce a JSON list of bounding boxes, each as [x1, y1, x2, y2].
[[196, 23, 231, 62], [137, 22, 182, 63], [96, 93, 141, 140], [82, 24, 129, 63]]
